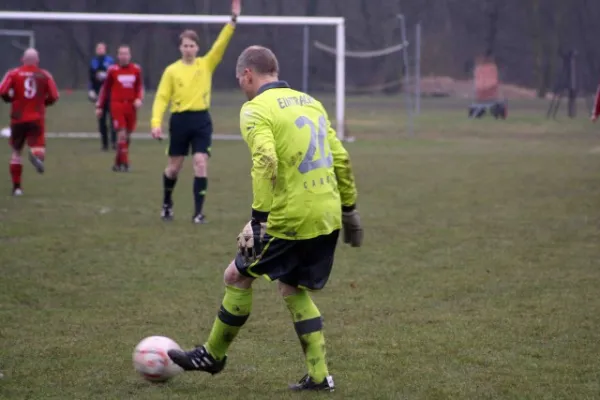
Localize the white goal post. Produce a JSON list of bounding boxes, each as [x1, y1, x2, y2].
[[0, 29, 35, 49], [0, 11, 347, 140]]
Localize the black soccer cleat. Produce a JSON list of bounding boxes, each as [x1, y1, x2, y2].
[[167, 345, 226, 375], [28, 150, 44, 174], [161, 204, 174, 221], [288, 374, 335, 392], [192, 214, 207, 224], [112, 165, 120, 172]]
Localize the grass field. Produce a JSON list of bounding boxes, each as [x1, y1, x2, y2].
[[1, 94, 600, 399]]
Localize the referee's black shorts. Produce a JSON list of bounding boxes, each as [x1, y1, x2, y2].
[[168, 110, 213, 156]]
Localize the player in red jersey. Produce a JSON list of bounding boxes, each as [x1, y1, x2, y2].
[[96, 44, 143, 172], [592, 84, 600, 122], [0, 48, 59, 196]]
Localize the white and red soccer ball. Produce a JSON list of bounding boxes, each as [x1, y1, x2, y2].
[[132, 336, 183, 382]]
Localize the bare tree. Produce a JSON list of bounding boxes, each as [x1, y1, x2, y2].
[[3, 0, 598, 93]]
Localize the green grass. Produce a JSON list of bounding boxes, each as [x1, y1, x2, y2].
[[1, 96, 600, 399], [0, 91, 595, 138]]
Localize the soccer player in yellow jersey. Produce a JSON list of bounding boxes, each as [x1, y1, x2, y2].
[[168, 45, 364, 392], [151, 0, 240, 223]]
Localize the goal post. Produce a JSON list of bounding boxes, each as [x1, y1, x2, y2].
[[0, 29, 35, 49], [0, 11, 347, 140]]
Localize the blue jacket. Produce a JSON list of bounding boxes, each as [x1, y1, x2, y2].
[[89, 55, 115, 94]]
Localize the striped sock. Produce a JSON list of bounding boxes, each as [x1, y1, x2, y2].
[[204, 286, 252, 360], [284, 290, 329, 383]]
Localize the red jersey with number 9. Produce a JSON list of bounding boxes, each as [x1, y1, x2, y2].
[[0, 65, 59, 124]]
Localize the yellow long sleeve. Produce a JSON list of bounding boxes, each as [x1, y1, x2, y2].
[[151, 67, 173, 129], [205, 24, 235, 71]]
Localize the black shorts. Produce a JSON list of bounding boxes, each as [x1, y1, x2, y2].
[[235, 230, 340, 291], [168, 110, 212, 156]]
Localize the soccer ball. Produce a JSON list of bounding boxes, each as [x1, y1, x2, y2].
[[132, 336, 183, 382], [0, 127, 10, 138]]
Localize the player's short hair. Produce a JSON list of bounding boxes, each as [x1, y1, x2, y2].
[[118, 44, 130, 50], [179, 30, 199, 45], [236, 46, 279, 76]]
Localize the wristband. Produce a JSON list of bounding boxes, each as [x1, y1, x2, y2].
[[342, 204, 356, 212], [251, 209, 269, 222]]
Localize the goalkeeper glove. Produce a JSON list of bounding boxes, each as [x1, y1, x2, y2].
[[88, 90, 97, 102], [342, 206, 363, 247], [237, 218, 267, 264]]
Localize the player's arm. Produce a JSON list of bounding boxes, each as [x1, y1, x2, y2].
[[88, 59, 99, 101], [151, 67, 173, 129], [88, 59, 97, 92], [325, 119, 357, 209], [44, 71, 59, 106], [205, 0, 239, 71], [96, 68, 113, 110], [322, 105, 362, 247], [593, 84, 600, 121], [240, 102, 276, 222], [135, 66, 144, 102], [0, 70, 14, 103]]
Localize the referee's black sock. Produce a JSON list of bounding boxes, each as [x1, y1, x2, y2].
[[163, 173, 177, 206], [193, 177, 207, 216]]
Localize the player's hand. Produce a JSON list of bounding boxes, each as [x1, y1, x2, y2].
[[95, 107, 102, 118], [87, 90, 97, 102], [134, 99, 142, 109], [231, 0, 241, 19], [342, 208, 363, 247], [237, 218, 267, 263], [151, 127, 164, 141]]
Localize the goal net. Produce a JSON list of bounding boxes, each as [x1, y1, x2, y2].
[[0, 29, 35, 79], [0, 11, 347, 140]]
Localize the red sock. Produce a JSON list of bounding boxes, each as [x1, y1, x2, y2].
[[119, 141, 129, 165], [31, 149, 45, 161], [115, 140, 128, 166], [10, 163, 22, 188]]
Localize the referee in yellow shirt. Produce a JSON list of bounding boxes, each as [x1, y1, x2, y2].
[[151, 0, 240, 223]]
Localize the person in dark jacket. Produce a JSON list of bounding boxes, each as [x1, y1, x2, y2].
[[89, 42, 115, 150]]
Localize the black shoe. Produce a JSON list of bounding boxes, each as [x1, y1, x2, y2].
[[288, 374, 335, 392], [101, 145, 109, 151], [112, 165, 120, 172], [161, 204, 173, 221], [167, 345, 226, 375], [28, 150, 44, 174], [192, 214, 206, 224]]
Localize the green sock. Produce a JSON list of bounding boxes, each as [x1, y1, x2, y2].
[[284, 290, 329, 383], [205, 285, 252, 360]]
